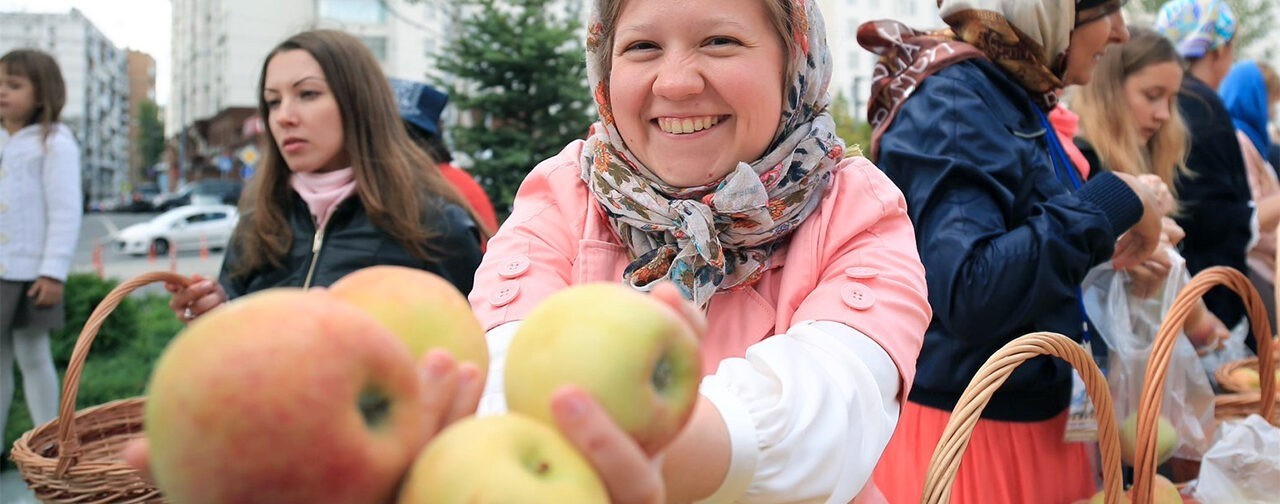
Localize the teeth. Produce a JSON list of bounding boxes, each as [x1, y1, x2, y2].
[[659, 116, 720, 134]]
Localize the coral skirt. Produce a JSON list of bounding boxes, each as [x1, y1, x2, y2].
[[871, 401, 1095, 504]]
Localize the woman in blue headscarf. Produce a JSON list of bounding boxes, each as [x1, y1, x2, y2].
[[1220, 60, 1280, 325]]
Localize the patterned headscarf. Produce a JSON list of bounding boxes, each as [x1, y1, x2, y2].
[[859, 0, 1124, 159], [581, 0, 845, 309], [1153, 0, 1236, 59]]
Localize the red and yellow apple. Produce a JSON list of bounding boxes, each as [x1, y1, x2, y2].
[[1086, 475, 1180, 504], [329, 265, 488, 375], [397, 414, 609, 503], [1118, 412, 1179, 466], [145, 289, 427, 504], [504, 283, 701, 454]]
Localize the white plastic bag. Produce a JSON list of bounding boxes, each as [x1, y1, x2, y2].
[[1081, 248, 1217, 460], [1198, 317, 1254, 390], [1192, 415, 1280, 503]]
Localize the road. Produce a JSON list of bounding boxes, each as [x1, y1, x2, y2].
[[72, 211, 226, 288]]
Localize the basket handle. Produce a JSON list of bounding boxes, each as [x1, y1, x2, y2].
[[1131, 266, 1275, 503], [920, 332, 1124, 504], [53, 271, 193, 477]]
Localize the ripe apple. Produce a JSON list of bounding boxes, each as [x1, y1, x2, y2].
[[329, 265, 488, 376], [1118, 412, 1179, 466], [145, 289, 427, 504], [1087, 489, 1132, 504], [504, 283, 701, 454], [397, 414, 609, 503], [1230, 367, 1261, 390], [1149, 474, 1183, 503]]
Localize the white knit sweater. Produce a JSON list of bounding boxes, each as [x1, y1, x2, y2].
[[0, 123, 82, 282]]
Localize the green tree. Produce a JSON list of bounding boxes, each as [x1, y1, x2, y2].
[[433, 0, 592, 217], [1131, 0, 1275, 61], [830, 92, 871, 157], [137, 100, 166, 176]]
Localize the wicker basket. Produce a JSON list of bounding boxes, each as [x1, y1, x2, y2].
[[9, 271, 190, 503], [920, 332, 1125, 504], [1130, 266, 1275, 503], [1214, 392, 1280, 423], [1215, 356, 1279, 394]]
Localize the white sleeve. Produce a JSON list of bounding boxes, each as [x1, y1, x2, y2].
[[1246, 203, 1260, 253], [38, 131, 82, 281], [477, 321, 520, 417], [696, 320, 900, 504]]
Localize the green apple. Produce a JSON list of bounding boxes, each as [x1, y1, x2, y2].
[[505, 283, 701, 454], [1231, 367, 1261, 390], [146, 289, 427, 504], [397, 414, 609, 503], [1118, 413, 1179, 466], [329, 265, 488, 376], [1087, 489, 1132, 504], [1150, 475, 1183, 503]]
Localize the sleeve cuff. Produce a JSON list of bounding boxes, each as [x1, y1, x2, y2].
[[477, 321, 520, 417], [694, 375, 759, 504], [1075, 171, 1143, 238]]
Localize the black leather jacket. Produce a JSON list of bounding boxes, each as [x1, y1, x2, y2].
[[218, 192, 482, 298]]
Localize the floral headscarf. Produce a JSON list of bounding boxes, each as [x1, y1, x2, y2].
[[1153, 0, 1236, 59], [580, 0, 845, 309], [859, 0, 1125, 158]]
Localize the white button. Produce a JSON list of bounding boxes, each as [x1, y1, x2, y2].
[[489, 281, 520, 307], [499, 256, 531, 279], [844, 266, 879, 279], [841, 283, 876, 310]]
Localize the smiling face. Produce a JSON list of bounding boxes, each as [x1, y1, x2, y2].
[[1062, 10, 1130, 86], [262, 50, 349, 174], [607, 0, 786, 188], [1123, 61, 1183, 143]]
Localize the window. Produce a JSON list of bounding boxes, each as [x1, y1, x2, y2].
[[320, 0, 387, 24], [361, 36, 388, 61]]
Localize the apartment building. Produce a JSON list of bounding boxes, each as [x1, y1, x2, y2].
[[819, 0, 941, 120]]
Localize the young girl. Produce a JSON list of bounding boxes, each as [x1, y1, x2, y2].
[[860, 0, 1165, 502], [167, 30, 485, 321], [471, 0, 931, 501], [0, 49, 82, 445]]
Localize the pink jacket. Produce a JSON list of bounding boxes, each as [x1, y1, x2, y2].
[[469, 140, 929, 395]]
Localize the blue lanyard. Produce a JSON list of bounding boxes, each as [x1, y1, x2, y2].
[[1032, 104, 1095, 346]]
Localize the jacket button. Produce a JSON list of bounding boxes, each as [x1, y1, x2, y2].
[[841, 282, 876, 310], [489, 281, 520, 307], [498, 255, 531, 279], [844, 266, 879, 279]]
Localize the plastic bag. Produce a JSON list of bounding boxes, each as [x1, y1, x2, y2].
[[1081, 248, 1217, 460], [1192, 415, 1280, 503], [1198, 317, 1254, 390]]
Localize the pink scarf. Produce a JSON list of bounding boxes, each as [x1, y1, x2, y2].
[[289, 168, 357, 229], [1048, 105, 1091, 179]]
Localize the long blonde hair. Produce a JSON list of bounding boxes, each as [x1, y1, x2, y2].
[[1073, 27, 1188, 192]]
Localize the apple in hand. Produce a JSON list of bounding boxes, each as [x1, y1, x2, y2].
[[397, 414, 609, 503], [328, 265, 489, 376], [504, 283, 701, 454], [145, 289, 427, 504], [1118, 412, 1179, 466]]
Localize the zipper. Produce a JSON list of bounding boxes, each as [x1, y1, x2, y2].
[[301, 224, 327, 289]]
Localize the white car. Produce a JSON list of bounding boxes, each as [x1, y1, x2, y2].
[[115, 205, 239, 256]]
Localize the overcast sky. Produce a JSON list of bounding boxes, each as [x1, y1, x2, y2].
[[0, 0, 171, 105]]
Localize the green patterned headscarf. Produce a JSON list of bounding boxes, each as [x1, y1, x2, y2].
[[580, 0, 845, 309]]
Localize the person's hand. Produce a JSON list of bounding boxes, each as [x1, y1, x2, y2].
[[27, 276, 64, 307], [552, 386, 665, 504], [166, 274, 228, 324], [1159, 217, 1185, 247], [1112, 172, 1164, 270], [122, 350, 485, 484], [1124, 244, 1173, 299], [1136, 174, 1175, 216]]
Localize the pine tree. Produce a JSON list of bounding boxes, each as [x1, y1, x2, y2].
[[433, 0, 592, 216]]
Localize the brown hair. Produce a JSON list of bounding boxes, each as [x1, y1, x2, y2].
[[592, 0, 797, 87], [233, 29, 486, 279], [0, 49, 67, 141], [1259, 62, 1280, 105], [1073, 27, 1189, 203]]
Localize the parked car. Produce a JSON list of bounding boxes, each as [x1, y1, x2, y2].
[[114, 204, 239, 256], [153, 179, 244, 211], [123, 183, 161, 212]]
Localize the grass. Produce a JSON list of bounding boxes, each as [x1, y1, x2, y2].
[[3, 273, 184, 470]]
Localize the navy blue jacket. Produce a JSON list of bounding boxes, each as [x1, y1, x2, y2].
[[1174, 75, 1252, 346], [877, 59, 1143, 421]]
